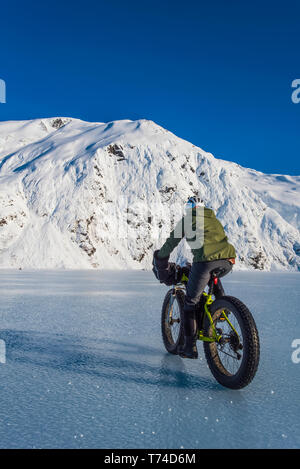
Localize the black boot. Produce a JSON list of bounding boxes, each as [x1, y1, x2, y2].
[[178, 335, 198, 359], [178, 307, 198, 359]]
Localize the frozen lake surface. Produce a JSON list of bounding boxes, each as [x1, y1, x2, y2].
[[0, 269, 299, 449]]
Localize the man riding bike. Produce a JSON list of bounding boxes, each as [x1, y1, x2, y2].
[[153, 196, 236, 359]]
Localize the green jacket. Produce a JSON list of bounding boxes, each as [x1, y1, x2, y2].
[[158, 206, 236, 262]]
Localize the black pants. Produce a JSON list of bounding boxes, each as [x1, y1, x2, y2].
[[183, 259, 232, 336]]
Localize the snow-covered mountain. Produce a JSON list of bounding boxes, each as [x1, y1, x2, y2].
[[0, 117, 299, 271]]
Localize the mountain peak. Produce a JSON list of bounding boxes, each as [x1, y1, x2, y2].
[[0, 117, 299, 271]]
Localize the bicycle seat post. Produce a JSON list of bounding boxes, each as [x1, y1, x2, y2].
[[207, 273, 217, 296]]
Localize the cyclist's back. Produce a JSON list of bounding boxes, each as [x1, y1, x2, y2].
[[158, 205, 236, 262]]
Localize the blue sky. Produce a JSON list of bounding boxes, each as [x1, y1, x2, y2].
[[0, 0, 299, 175]]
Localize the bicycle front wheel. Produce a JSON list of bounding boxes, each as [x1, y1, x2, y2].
[[203, 295, 260, 389], [161, 289, 184, 354]]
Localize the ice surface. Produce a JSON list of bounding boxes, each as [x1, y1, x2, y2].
[[0, 269, 299, 449]]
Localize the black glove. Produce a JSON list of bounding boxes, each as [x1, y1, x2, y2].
[[163, 262, 178, 286], [152, 250, 170, 284], [152, 251, 183, 286]]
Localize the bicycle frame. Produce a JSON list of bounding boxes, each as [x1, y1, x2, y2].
[[171, 275, 239, 344]]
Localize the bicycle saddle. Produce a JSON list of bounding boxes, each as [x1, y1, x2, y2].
[[210, 267, 227, 278]]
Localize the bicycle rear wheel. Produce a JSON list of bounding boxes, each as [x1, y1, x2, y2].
[[203, 296, 260, 389], [161, 289, 184, 354]]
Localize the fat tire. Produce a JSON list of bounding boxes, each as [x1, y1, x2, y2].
[[161, 289, 185, 354], [203, 296, 260, 389]]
